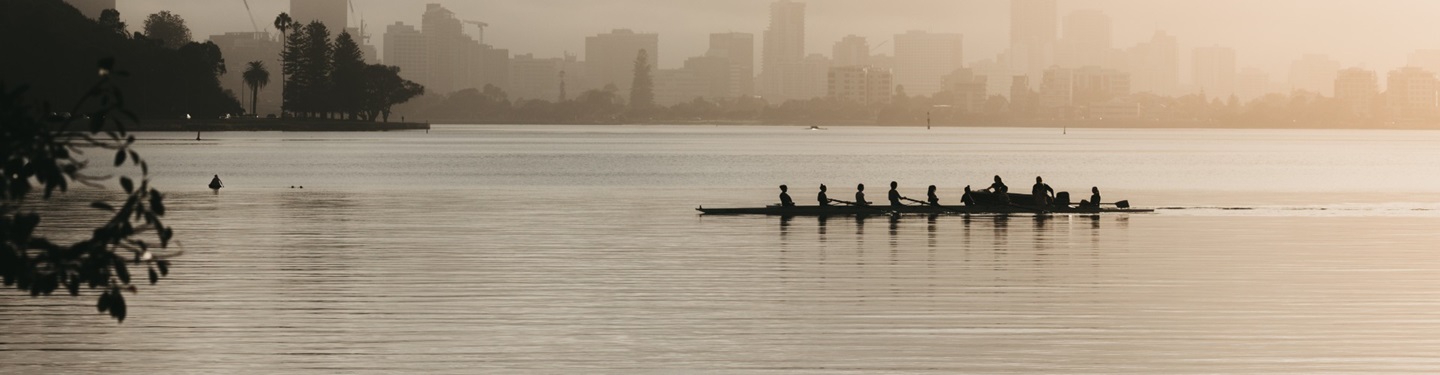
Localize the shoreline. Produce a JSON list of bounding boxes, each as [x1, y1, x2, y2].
[[121, 119, 430, 132], [415, 119, 1440, 131]]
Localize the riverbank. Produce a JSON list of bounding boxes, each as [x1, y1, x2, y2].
[[121, 118, 430, 132]]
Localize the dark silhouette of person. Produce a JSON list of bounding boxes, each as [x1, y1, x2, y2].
[[779, 185, 795, 207], [817, 184, 830, 206], [987, 175, 1009, 204], [1081, 186, 1102, 208], [854, 183, 871, 206], [208, 175, 223, 190], [888, 181, 904, 207], [962, 185, 976, 206], [1032, 176, 1054, 207], [927, 185, 940, 206]]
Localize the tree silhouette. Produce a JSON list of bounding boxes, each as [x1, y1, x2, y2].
[[629, 49, 654, 112], [142, 11, 190, 49], [331, 32, 366, 120], [242, 61, 270, 115], [98, 9, 127, 37], [273, 12, 294, 116]]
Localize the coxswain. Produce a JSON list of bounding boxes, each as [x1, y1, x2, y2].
[[1032, 176, 1055, 207], [887, 181, 904, 207], [854, 183, 871, 206], [817, 184, 830, 206], [1080, 186, 1102, 208], [779, 185, 795, 207], [208, 174, 223, 190]]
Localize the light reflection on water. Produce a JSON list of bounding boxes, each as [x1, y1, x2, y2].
[[3, 126, 1440, 373]]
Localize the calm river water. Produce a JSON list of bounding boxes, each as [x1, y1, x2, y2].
[[5, 125, 1440, 373]]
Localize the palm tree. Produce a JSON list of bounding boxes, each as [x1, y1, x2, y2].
[[242, 61, 270, 115], [273, 13, 293, 116]]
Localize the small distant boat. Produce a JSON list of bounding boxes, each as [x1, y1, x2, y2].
[[807, 126, 827, 131], [698, 191, 1152, 216], [208, 175, 223, 190]]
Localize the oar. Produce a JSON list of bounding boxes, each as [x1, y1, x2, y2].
[[901, 197, 964, 214], [828, 199, 895, 215]]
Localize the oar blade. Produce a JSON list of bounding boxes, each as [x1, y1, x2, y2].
[[1116, 200, 1130, 209]]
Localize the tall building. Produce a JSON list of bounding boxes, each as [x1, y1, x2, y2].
[[1235, 67, 1271, 102], [832, 35, 870, 68], [585, 29, 659, 94], [1385, 67, 1439, 120], [769, 54, 831, 101], [892, 31, 964, 96], [509, 53, 582, 102], [828, 66, 892, 105], [383, 22, 428, 85], [1193, 46, 1236, 98], [1125, 31, 1179, 96], [422, 3, 474, 95], [1288, 54, 1339, 96], [707, 32, 755, 97], [1334, 67, 1378, 118], [208, 32, 283, 115], [942, 68, 988, 113], [63, 0, 114, 19], [761, 0, 806, 99], [1010, 0, 1057, 89], [290, 0, 347, 31], [1058, 9, 1112, 68], [1039, 66, 1129, 114]]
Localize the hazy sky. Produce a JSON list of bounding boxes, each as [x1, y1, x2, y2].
[[117, 0, 1440, 79]]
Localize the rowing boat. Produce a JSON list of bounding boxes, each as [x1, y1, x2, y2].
[[697, 191, 1154, 216]]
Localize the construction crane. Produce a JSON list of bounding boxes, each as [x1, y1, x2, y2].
[[463, 20, 489, 44], [240, 0, 259, 33], [869, 40, 889, 54]]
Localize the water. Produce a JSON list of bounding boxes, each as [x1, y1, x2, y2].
[[5, 125, 1440, 373]]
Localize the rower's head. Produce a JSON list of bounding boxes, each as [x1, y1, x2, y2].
[[928, 185, 937, 192], [857, 183, 865, 191], [1036, 176, 1043, 183], [1092, 186, 1100, 194], [890, 181, 897, 189], [964, 185, 972, 192], [994, 175, 1003, 183], [780, 184, 788, 192], [819, 184, 827, 192]]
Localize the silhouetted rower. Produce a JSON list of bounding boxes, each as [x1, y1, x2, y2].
[[888, 181, 904, 207], [1081, 186, 1102, 208], [779, 185, 795, 207], [927, 185, 940, 206], [962, 185, 976, 206], [987, 176, 1009, 204], [208, 175, 223, 190], [817, 184, 830, 206], [854, 183, 871, 206], [1032, 176, 1054, 207]]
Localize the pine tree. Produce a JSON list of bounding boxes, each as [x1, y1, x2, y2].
[[629, 49, 654, 112], [331, 32, 366, 120]]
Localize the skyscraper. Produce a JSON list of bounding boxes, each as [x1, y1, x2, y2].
[[383, 22, 427, 85], [832, 35, 870, 68], [1126, 31, 1179, 96], [1010, 0, 1057, 88], [761, 0, 805, 99], [893, 30, 964, 96], [585, 29, 659, 93], [1059, 9, 1112, 68], [1334, 67, 1378, 118], [422, 3, 474, 95], [1386, 67, 1439, 120], [707, 32, 755, 97], [1193, 46, 1236, 98], [290, 0, 347, 31]]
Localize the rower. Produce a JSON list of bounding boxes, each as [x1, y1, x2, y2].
[[1032, 176, 1055, 207], [887, 181, 904, 207], [817, 184, 830, 206], [208, 174, 223, 190], [854, 183, 871, 206], [779, 185, 795, 207], [1080, 186, 1102, 208], [927, 185, 940, 206], [962, 185, 976, 206], [987, 175, 1009, 204]]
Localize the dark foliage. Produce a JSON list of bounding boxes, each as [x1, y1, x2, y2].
[[2, 59, 177, 323], [142, 11, 190, 49], [0, 0, 241, 120], [279, 20, 424, 121]]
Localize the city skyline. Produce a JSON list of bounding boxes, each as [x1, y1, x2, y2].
[[112, 0, 1440, 80]]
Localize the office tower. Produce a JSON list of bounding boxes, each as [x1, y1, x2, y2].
[[290, 0, 347, 31], [64, 0, 114, 19], [893, 30, 964, 96], [1059, 9, 1112, 68], [707, 32, 755, 97], [761, 0, 805, 99], [1334, 68, 1378, 118], [383, 22, 428, 85], [1040, 66, 1129, 111], [1386, 67, 1439, 120], [832, 35, 870, 68], [422, 3, 473, 95], [1288, 54, 1339, 96], [1193, 46, 1236, 98], [828, 66, 893, 105], [942, 68, 987, 113], [1010, 0, 1057, 88], [585, 29, 659, 94], [1126, 31, 1179, 96]]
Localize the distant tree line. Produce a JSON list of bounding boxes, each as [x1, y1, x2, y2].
[[0, 0, 239, 119], [274, 15, 424, 122]]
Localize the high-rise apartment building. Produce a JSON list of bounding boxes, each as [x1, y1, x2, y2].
[[290, 0, 347, 31], [63, 0, 114, 19], [1334, 67, 1378, 118], [1193, 45, 1236, 98], [383, 22, 428, 85], [832, 35, 870, 68], [585, 29, 659, 94], [422, 3, 474, 95], [1235, 68, 1272, 102], [1125, 31, 1179, 96], [1010, 0, 1057, 88], [1059, 9, 1112, 68], [828, 66, 893, 105], [893, 31, 964, 96], [942, 68, 988, 113], [1386, 67, 1439, 120], [761, 0, 805, 99], [1288, 54, 1339, 96], [707, 32, 755, 97]]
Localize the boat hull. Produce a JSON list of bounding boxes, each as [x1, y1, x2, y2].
[[697, 204, 1153, 216]]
